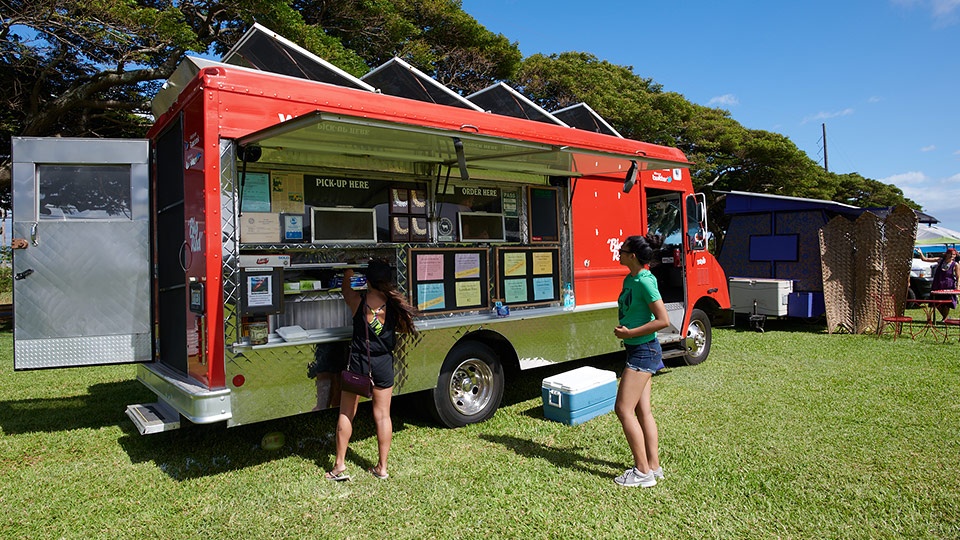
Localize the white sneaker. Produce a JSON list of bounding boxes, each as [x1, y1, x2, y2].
[[614, 467, 657, 487], [650, 467, 664, 479]]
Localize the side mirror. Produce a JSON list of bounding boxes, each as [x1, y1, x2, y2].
[[623, 160, 638, 193]]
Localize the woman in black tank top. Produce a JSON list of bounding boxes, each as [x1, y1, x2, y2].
[[326, 259, 417, 481]]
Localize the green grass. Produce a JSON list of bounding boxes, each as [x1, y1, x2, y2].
[[1, 321, 959, 539]]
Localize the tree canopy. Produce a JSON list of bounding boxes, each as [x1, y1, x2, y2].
[[0, 0, 917, 226]]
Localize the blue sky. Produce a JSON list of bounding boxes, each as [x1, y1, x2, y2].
[[461, 0, 960, 234]]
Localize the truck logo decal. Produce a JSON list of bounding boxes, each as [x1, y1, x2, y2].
[[278, 113, 293, 122], [188, 217, 203, 253], [651, 171, 673, 183], [608, 238, 624, 261]]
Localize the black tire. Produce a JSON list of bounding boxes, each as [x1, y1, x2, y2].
[[683, 308, 712, 366], [907, 287, 917, 300], [431, 341, 504, 428]]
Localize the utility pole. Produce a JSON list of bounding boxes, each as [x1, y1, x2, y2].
[[822, 123, 828, 172]]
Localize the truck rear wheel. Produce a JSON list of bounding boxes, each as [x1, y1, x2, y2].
[[683, 308, 712, 366], [431, 341, 504, 428]]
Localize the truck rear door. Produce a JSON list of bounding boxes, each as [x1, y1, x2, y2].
[[12, 137, 152, 370]]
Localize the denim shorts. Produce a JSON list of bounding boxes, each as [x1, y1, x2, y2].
[[625, 340, 664, 374]]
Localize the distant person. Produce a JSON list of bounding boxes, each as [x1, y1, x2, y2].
[[612, 234, 670, 488], [917, 247, 959, 319], [326, 259, 418, 481]]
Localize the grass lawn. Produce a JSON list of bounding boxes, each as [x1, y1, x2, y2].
[[1, 319, 958, 539]]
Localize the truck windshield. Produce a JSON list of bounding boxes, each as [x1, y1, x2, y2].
[[646, 195, 682, 246]]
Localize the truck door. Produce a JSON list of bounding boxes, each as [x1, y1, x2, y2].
[[11, 137, 151, 370], [646, 191, 685, 304]]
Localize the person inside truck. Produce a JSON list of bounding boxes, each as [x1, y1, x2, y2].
[[917, 247, 959, 319], [612, 234, 670, 488], [326, 259, 418, 481]]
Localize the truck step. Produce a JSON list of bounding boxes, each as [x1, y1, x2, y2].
[[661, 348, 688, 360], [125, 402, 181, 435]]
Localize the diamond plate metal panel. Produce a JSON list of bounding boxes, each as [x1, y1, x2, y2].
[[220, 141, 243, 345], [13, 220, 151, 369], [16, 334, 152, 370], [14, 221, 150, 339]]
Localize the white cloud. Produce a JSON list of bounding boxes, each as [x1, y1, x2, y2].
[[891, 0, 960, 25], [867, 96, 883, 103], [932, 0, 960, 17], [801, 108, 854, 124], [883, 170, 960, 225], [707, 94, 739, 107], [882, 171, 928, 185], [921, 145, 937, 152]]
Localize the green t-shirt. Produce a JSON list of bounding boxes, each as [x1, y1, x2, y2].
[[618, 269, 662, 345]]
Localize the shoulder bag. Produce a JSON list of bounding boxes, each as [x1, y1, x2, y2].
[[339, 305, 378, 398]]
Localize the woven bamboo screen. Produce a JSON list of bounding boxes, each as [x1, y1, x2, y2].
[[818, 204, 917, 334], [820, 217, 856, 333]]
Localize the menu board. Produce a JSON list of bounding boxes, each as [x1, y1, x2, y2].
[[495, 247, 560, 306], [409, 248, 489, 313], [528, 186, 560, 242]]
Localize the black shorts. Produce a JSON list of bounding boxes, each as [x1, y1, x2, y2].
[[348, 352, 395, 389]]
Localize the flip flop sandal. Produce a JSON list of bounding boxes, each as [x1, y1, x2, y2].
[[325, 470, 351, 482], [368, 467, 389, 480]]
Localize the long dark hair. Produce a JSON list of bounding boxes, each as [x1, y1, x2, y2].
[[366, 259, 418, 335], [621, 234, 660, 266]]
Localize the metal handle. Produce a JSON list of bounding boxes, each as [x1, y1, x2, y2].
[[178, 242, 188, 272], [30, 222, 38, 246]]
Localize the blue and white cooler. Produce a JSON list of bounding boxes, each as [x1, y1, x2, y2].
[[541, 366, 618, 425]]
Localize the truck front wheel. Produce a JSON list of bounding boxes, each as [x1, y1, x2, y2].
[[683, 308, 712, 366], [431, 341, 504, 428]]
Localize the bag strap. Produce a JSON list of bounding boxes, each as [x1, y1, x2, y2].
[[363, 317, 373, 378]]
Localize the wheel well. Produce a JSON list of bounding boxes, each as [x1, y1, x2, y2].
[[693, 297, 721, 320], [454, 330, 520, 374]]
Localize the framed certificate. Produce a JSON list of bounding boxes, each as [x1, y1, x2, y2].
[[282, 213, 304, 242]]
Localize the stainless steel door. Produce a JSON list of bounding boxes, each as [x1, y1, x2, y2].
[[12, 137, 152, 369]]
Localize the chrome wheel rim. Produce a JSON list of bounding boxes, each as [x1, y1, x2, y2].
[[447, 358, 494, 416], [686, 319, 707, 358]]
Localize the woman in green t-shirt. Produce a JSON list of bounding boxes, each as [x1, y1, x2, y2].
[[613, 235, 670, 488]]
